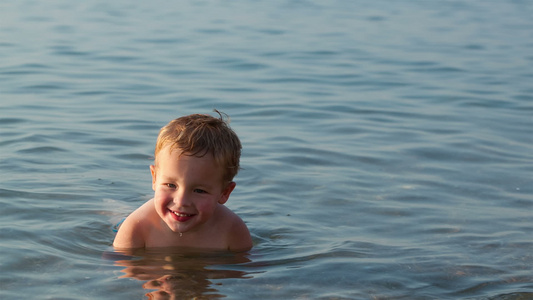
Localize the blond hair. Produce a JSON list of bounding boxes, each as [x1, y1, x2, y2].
[[154, 111, 241, 182]]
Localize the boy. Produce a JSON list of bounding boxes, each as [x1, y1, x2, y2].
[[113, 111, 252, 252]]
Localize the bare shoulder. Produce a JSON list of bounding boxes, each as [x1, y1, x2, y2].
[[113, 199, 155, 249], [219, 206, 253, 252]]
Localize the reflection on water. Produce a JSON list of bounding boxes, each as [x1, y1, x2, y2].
[[108, 248, 250, 300]]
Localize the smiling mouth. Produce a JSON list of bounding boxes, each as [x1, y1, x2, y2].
[[173, 211, 193, 217], [168, 209, 195, 221]]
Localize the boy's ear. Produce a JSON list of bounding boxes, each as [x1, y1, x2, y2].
[[218, 181, 236, 205], [150, 165, 156, 191]]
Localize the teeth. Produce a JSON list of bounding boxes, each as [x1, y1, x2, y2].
[[173, 211, 192, 217]]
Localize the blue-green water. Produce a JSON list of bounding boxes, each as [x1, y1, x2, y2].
[[1, 1, 532, 299]]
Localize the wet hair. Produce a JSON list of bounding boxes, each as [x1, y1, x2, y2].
[[154, 110, 241, 182]]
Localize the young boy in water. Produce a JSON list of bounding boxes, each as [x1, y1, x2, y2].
[[113, 112, 252, 252]]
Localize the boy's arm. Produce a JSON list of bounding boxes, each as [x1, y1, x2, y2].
[[113, 216, 144, 249], [113, 199, 155, 249], [113, 214, 145, 249], [228, 217, 253, 252]]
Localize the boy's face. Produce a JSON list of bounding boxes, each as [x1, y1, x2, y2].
[[150, 146, 235, 235]]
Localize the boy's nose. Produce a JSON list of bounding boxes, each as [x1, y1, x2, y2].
[[173, 191, 191, 207]]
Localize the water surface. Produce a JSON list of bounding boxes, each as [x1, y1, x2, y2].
[[1, 0, 532, 299]]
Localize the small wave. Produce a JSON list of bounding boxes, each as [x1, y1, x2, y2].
[[17, 146, 68, 154]]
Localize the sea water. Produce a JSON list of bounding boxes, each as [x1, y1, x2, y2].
[[1, 0, 532, 299]]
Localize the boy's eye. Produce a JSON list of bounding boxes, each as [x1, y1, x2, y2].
[[165, 183, 176, 189], [193, 188, 207, 194]]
